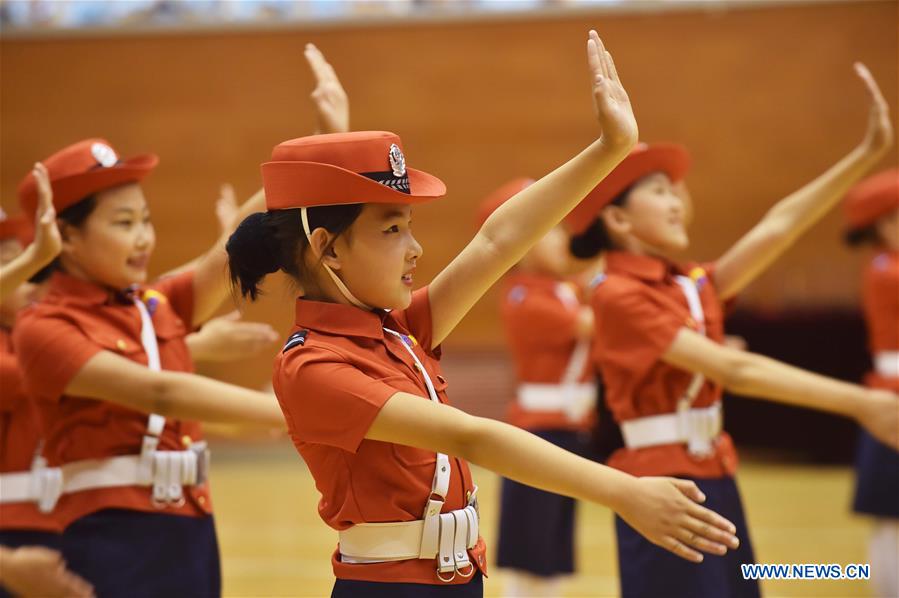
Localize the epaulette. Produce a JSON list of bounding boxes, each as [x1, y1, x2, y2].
[[589, 273, 607, 289], [283, 329, 309, 353]]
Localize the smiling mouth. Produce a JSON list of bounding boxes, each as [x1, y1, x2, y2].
[[127, 255, 149, 269], [401, 271, 414, 285]]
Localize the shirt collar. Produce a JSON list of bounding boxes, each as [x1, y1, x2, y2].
[[294, 296, 389, 340], [605, 251, 674, 282], [505, 271, 563, 290], [46, 271, 138, 306]]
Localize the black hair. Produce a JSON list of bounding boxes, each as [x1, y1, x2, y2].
[[844, 225, 880, 248], [592, 373, 624, 463], [568, 184, 633, 259], [226, 204, 364, 301], [29, 195, 98, 283]]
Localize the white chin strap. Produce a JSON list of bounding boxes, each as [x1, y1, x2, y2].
[[301, 207, 373, 310]]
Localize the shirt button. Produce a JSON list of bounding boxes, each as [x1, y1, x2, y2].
[[116, 339, 127, 351], [181, 435, 192, 447], [198, 495, 206, 506]]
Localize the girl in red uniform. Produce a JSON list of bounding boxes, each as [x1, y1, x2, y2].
[[843, 168, 899, 598], [11, 137, 283, 597], [476, 178, 597, 597], [1, 174, 276, 598], [0, 168, 93, 598], [227, 32, 741, 597], [565, 63, 897, 598]]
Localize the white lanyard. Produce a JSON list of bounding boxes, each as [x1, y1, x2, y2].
[[673, 275, 707, 408], [382, 327, 451, 502], [133, 297, 166, 452]]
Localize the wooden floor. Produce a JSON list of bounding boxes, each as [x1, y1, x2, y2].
[[208, 441, 880, 598]]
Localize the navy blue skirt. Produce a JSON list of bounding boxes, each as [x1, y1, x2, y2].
[[496, 429, 591, 577], [332, 571, 483, 597], [616, 476, 760, 598], [62, 509, 220, 598], [853, 429, 899, 518], [0, 530, 64, 598]]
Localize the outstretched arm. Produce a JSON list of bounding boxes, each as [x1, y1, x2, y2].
[[185, 310, 278, 363], [662, 327, 899, 449], [714, 63, 893, 301], [429, 31, 638, 346], [66, 350, 284, 426], [367, 392, 740, 563]]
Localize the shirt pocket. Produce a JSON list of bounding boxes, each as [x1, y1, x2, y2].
[[80, 326, 146, 362]]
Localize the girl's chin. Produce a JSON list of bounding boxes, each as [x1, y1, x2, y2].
[[101, 269, 146, 290], [387, 287, 414, 311]]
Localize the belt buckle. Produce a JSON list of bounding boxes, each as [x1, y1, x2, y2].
[[466, 485, 480, 517], [191, 444, 210, 486]]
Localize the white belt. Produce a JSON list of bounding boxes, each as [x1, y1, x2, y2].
[[621, 403, 722, 457], [875, 351, 899, 379], [517, 382, 597, 422], [339, 490, 479, 577], [0, 444, 209, 512]]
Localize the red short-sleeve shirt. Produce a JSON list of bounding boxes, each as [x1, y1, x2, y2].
[[12, 271, 211, 528], [500, 273, 595, 431], [273, 286, 487, 585], [591, 252, 739, 478], [0, 327, 60, 532], [862, 251, 899, 392]]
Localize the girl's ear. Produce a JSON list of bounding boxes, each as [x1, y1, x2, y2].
[[59, 220, 79, 253], [308, 227, 342, 271], [601, 204, 631, 237]]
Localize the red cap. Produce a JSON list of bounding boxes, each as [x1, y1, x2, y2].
[[475, 177, 535, 227], [261, 131, 446, 210], [843, 168, 899, 231], [17, 138, 158, 220], [565, 143, 691, 234]]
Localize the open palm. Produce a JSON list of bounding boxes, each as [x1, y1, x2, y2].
[[587, 30, 638, 149]]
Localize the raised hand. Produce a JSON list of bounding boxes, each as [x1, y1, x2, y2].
[[0, 546, 94, 598], [31, 162, 62, 265], [305, 43, 350, 134], [855, 62, 893, 157], [616, 477, 740, 563], [214, 183, 239, 235], [587, 30, 638, 150]]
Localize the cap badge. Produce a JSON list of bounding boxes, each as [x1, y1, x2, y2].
[[388, 144, 406, 178], [91, 142, 118, 168]]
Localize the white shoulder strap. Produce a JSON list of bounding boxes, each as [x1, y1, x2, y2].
[[560, 339, 590, 386], [382, 327, 452, 559], [382, 327, 449, 499], [133, 297, 165, 454], [673, 275, 707, 408], [554, 283, 590, 386], [673, 275, 705, 333]]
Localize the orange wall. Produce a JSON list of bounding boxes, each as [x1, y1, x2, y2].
[[1, 1, 896, 384]]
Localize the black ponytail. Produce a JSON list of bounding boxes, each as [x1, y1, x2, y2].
[[226, 204, 363, 301], [844, 225, 880, 248], [568, 184, 634, 259]]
